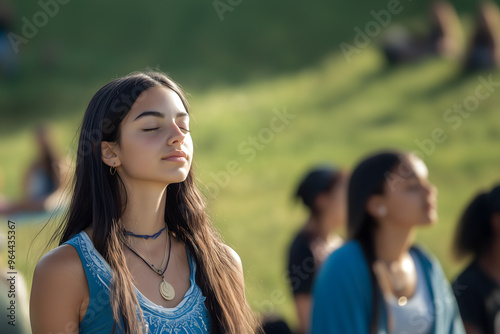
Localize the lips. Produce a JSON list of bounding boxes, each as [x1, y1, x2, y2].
[[424, 201, 436, 212], [162, 150, 187, 161]]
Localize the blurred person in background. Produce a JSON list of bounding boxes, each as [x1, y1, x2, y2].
[[427, 0, 463, 60], [0, 124, 68, 216], [0, 0, 17, 78], [452, 184, 500, 334], [261, 314, 293, 334], [381, 1, 462, 65], [310, 150, 464, 334], [463, 1, 500, 72], [29, 71, 259, 334], [287, 165, 346, 334]]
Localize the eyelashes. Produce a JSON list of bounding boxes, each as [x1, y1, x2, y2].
[[143, 128, 160, 132], [142, 126, 190, 133]]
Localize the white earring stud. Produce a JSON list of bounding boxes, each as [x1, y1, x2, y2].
[[378, 206, 387, 217]]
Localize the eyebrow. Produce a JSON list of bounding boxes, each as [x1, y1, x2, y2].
[[133, 110, 189, 121]]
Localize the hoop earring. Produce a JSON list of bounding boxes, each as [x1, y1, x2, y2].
[[110, 166, 116, 175]]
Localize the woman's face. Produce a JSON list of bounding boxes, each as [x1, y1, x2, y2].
[[109, 85, 193, 186], [376, 155, 438, 228], [319, 176, 347, 231]]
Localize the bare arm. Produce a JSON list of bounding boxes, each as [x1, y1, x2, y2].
[[293, 293, 311, 334], [30, 244, 88, 334]]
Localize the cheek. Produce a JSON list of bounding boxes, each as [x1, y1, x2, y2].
[[329, 195, 343, 213], [119, 135, 153, 169], [327, 193, 346, 221], [387, 193, 423, 224], [183, 136, 194, 162]]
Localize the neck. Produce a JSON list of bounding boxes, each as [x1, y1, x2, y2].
[[305, 216, 328, 241], [119, 180, 168, 238], [374, 223, 414, 263]]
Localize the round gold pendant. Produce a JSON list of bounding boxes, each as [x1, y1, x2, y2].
[[160, 279, 175, 301]]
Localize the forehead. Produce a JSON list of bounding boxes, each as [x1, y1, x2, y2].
[[125, 86, 187, 122], [393, 155, 429, 182], [405, 155, 428, 179]]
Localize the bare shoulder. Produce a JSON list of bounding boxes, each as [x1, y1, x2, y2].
[[30, 243, 88, 333], [32, 243, 88, 299], [34, 243, 84, 277], [222, 244, 243, 272]]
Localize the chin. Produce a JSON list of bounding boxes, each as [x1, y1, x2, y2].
[[162, 167, 190, 181], [169, 173, 189, 184], [422, 213, 438, 225], [178, 170, 191, 181]]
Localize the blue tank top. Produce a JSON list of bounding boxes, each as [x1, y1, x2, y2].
[[62, 231, 211, 334]]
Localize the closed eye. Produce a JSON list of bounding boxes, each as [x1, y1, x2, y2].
[[143, 128, 159, 132], [179, 127, 190, 133], [406, 183, 421, 191]]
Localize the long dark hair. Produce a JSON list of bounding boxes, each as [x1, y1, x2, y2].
[[453, 184, 500, 260], [347, 150, 411, 334], [46, 71, 258, 333]]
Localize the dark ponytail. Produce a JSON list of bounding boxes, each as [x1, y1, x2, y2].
[[453, 184, 500, 260]]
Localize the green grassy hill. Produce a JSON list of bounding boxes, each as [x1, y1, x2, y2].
[[1, 0, 499, 328], [4, 48, 500, 326]]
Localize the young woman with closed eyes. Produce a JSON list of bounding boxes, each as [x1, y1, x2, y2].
[[29, 71, 259, 333]]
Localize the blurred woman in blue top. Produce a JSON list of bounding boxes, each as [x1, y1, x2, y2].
[[310, 150, 465, 334], [29, 71, 259, 333]]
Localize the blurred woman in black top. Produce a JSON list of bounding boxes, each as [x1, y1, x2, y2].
[[452, 184, 500, 334], [287, 166, 347, 334]]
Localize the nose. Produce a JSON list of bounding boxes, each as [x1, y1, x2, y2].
[[425, 182, 438, 199], [167, 123, 186, 146], [430, 183, 438, 196]]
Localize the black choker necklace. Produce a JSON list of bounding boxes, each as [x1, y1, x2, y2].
[[124, 226, 166, 239]]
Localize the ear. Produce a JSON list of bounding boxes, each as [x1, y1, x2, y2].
[[101, 141, 121, 168], [366, 194, 386, 219]]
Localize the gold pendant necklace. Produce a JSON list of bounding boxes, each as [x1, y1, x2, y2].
[[158, 234, 175, 300], [124, 229, 176, 301], [160, 277, 176, 300], [374, 255, 415, 307]]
